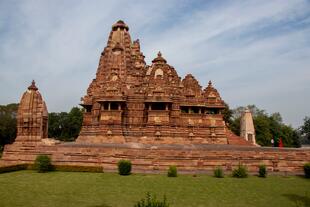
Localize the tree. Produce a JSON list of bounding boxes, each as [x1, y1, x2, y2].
[[48, 107, 83, 141], [229, 105, 300, 148], [300, 116, 310, 141], [0, 103, 18, 146], [222, 102, 233, 125]]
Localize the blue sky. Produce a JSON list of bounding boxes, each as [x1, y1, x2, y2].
[[0, 0, 309, 128]]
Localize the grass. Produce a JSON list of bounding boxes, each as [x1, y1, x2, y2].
[[0, 171, 309, 207]]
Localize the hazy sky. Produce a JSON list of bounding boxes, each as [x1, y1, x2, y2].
[[0, 0, 309, 128]]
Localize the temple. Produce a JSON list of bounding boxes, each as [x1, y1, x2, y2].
[[15, 80, 48, 142], [77, 20, 248, 145], [2, 20, 308, 174]]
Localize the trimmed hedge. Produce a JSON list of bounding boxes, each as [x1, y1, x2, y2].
[[54, 165, 103, 173], [258, 164, 267, 178], [34, 155, 53, 173], [304, 163, 310, 178], [118, 159, 132, 175], [214, 166, 224, 178], [167, 166, 177, 177], [0, 145, 3, 158], [0, 164, 28, 174]]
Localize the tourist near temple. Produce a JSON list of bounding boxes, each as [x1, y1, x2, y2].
[[1, 20, 309, 174]]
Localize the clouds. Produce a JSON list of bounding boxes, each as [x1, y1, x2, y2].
[[0, 0, 309, 127]]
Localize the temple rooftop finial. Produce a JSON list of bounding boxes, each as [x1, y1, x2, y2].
[[152, 51, 167, 63], [112, 20, 129, 31], [208, 80, 213, 87], [28, 80, 38, 91]]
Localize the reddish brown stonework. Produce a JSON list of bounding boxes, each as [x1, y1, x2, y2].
[[77, 20, 236, 145], [15, 80, 48, 142], [1, 21, 309, 174]]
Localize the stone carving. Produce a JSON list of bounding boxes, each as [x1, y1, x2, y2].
[[15, 80, 48, 142], [240, 108, 257, 145], [77, 20, 232, 145], [2, 21, 310, 175]]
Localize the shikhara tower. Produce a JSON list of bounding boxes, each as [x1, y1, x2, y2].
[[77, 20, 251, 145]]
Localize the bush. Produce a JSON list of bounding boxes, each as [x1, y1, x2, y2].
[[134, 192, 169, 207], [0, 164, 28, 174], [304, 163, 310, 178], [34, 155, 53, 173], [167, 166, 177, 177], [258, 164, 267, 178], [54, 165, 103, 173], [232, 164, 248, 178], [0, 145, 3, 158], [118, 159, 132, 175], [214, 166, 224, 178]]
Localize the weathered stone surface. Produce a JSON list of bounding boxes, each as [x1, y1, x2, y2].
[[2, 20, 309, 174], [15, 80, 48, 142], [76, 20, 247, 145], [2, 143, 310, 174], [240, 108, 256, 144]]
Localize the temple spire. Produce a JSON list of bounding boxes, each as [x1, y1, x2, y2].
[[28, 80, 38, 91], [152, 51, 167, 63], [208, 80, 213, 87]]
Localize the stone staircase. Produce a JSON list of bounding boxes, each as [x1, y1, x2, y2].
[[226, 129, 254, 146]]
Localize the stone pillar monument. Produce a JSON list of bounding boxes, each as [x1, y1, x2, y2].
[[240, 108, 256, 145], [15, 80, 48, 142]]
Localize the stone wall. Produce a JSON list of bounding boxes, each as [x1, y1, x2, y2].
[[2, 142, 309, 174]]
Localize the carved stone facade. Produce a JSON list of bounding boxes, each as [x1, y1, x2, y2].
[[15, 80, 48, 142], [77, 20, 231, 145], [1, 21, 309, 174], [240, 108, 256, 145]]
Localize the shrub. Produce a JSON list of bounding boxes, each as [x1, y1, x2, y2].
[[232, 164, 248, 178], [34, 155, 53, 173], [167, 165, 177, 177], [0, 145, 3, 158], [304, 163, 310, 178], [258, 164, 267, 178], [214, 166, 224, 178], [134, 192, 169, 207], [54, 165, 103, 173], [118, 159, 132, 175], [0, 164, 28, 174]]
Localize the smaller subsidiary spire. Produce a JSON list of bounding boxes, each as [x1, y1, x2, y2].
[[152, 51, 167, 63], [28, 80, 38, 91], [112, 20, 129, 31], [208, 80, 213, 87]]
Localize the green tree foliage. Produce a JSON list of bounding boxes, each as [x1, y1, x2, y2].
[[0, 103, 18, 146], [48, 107, 83, 141], [300, 116, 310, 141], [222, 102, 233, 125], [228, 105, 300, 147]]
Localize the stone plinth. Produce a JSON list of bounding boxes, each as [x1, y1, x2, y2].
[[2, 142, 309, 174]]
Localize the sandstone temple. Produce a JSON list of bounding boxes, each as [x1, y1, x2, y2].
[[77, 20, 251, 146], [1, 20, 309, 174]]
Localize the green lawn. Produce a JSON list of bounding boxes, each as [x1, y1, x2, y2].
[[0, 171, 309, 207]]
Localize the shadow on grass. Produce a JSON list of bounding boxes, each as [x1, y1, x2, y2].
[[283, 194, 310, 207]]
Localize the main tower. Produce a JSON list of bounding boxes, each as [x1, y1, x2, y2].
[[77, 20, 247, 145]]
